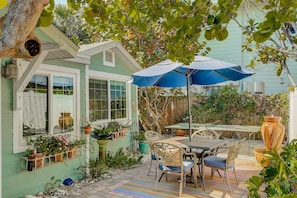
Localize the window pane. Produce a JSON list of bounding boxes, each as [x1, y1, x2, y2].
[[110, 80, 127, 119], [53, 76, 74, 133], [23, 75, 48, 136], [89, 79, 108, 121]]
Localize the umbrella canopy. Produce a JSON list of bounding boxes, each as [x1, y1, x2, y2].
[[131, 55, 254, 140]]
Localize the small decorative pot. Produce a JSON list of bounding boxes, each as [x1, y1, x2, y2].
[[67, 147, 78, 158], [84, 126, 92, 134], [28, 153, 44, 170], [55, 153, 64, 162]]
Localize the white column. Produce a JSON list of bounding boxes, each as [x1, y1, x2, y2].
[[85, 134, 90, 176], [289, 89, 297, 142]]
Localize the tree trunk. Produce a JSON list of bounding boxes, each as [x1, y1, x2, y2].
[[0, 0, 49, 58]]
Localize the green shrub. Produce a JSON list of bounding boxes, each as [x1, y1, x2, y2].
[[246, 139, 297, 197]]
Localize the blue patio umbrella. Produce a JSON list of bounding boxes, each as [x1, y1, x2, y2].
[[131, 55, 254, 140]]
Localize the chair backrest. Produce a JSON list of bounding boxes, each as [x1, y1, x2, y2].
[[145, 130, 165, 144], [151, 141, 184, 167], [226, 138, 246, 166], [191, 129, 219, 140]]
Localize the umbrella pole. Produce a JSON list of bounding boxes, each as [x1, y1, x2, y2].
[[186, 75, 192, 141]]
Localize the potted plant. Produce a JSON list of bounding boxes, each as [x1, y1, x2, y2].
[[50, 135, 69, 162], [91, 125, 114, 159], [83, 118, 92, 135], [67, 137, 86, 158], [136, 131, 149, 154], [246, 139, 297, 197], [121, 121, 131, 136], [26, 135, 52, 170]]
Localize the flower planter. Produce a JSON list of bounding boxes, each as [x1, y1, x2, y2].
[[67, 147, 78, 158], [139, 142, 149, 154], [28, 153, 44, 170], [97, 140, 110, 160], [55, 153, 64, 162], [254, 148, 271, 167]]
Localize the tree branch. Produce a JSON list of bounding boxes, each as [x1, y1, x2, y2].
[[0, 0, 49, 58]]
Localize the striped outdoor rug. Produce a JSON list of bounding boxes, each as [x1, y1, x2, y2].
[[114, 167, 258, 198]]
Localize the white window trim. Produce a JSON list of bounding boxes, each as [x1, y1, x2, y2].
[[13, 64, 81, 154], [103, 50, 115, 67], [88, 70, 131, 126]]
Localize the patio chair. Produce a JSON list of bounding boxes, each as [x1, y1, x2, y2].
[[191, 129, 220, 176], [144, 130, 165, 176], [201, 138, 246, 192], [151, 141, 198, 197]]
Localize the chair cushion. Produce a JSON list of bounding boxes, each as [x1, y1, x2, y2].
[[204, 155, 234, 169], [151, 153, 157, 160], [158, 160, 194, 172]]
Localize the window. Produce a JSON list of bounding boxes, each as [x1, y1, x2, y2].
[[103, 50, 115, 67], [89, 79, 108, 120], [89, 79, 127, 121], [23, 75, 49, 135], [13, 64, 80, 153], [110, 80, 126, 119], [23, 74, 75, 136]]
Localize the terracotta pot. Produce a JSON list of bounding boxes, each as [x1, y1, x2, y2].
[[254, 148, 271, 167], [67, 147, 78, 158], [261, 116, 285, 150], [55, 153, 64, 162], [28, 153, 44, 169], [84, 126, 92, 134], [175, 129, 186, 136]]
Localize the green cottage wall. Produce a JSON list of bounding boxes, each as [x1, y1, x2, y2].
[[88, 53, 138, 158], [1, 59, 88, 198], [1, 41, 140, 197]]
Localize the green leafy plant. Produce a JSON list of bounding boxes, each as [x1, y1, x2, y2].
[[68, 136, 86, 149], [44, 176, 61, 192], [105, 147, 143, 169], [49, 135, 69, 154], [91, 125, 113, 140], [107, 120, 121, 132], [135, 131, 146, 142], [26, 135, 52, 155], [246, 139, 297, 197]]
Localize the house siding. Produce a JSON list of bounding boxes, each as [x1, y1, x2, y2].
[[199, 9, 297, 95]]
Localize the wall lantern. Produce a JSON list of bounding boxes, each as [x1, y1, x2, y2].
[[1, 63, 18, 79]]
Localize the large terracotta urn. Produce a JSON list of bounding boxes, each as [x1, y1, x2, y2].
[[59, 112, 74, 130], [254, 116, 285, 167], [261, 116, 285, 150]]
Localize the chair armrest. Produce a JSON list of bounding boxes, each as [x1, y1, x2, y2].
[[201, 147, 229, 158], [184, 152, 198, 164]]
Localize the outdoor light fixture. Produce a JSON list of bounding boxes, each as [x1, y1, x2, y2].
[[1, 63, 18, 79]]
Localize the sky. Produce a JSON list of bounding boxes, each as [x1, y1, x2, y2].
[[55, 0, 66, 4]]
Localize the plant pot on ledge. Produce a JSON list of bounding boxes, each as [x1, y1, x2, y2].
[[28, 153, 44, 170], [84, 126, 92, 135]]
